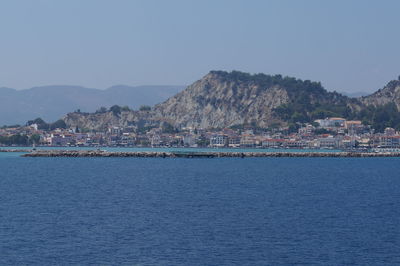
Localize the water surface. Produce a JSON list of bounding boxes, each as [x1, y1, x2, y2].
[[0, 156, 399, 265]]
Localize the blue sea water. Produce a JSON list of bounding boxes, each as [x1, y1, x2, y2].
[[1, 154, 400, 265]]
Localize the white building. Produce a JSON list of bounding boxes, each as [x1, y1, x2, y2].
[[210, 135, 228, 147]]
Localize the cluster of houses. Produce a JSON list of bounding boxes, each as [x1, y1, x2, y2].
[[1, 117, 400, 149]]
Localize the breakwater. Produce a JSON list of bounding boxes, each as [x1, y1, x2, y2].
[[21, 150, 400, 158], [0, 149, 33, 153]]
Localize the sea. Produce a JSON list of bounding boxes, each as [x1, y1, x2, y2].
[[0, 148, 399, 265]]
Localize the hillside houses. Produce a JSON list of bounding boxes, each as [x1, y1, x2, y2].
[[1, 117, 400, 150]]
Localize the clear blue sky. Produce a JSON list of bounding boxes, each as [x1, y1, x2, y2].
[[0, 0, 399, 93]]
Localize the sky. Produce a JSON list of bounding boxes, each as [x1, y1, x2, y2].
[[0, 0, 399, 93]]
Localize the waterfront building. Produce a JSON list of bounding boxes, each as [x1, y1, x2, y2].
[[345, 120, 365, 135], [228, 136, 241, 148], [373, 135, 400, 148], [298, 124, 315, 135], [240, 134, 256, 147], [317, 136, 342, 149], [48, 133, 75, 146], [151, 135, 162, 147], [210, 134, 228, 147], [262, 138, 285, 148]]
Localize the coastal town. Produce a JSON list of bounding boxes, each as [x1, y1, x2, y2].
[[1, 117, 400, 150]]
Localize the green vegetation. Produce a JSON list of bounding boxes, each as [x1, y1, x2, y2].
[[211, 70, 326, 98], [109, 105, 122, 116], [0, 134, 39, 145], [95, 107, 108, 113], [287, 123, 300, 134], [274, 101, 353, 124], [161, 122, 178, 134], [137, 125, 157, 134], [1, 124, 21, 129], [139, 105, 151, 111], [108, 105, 131, 115], [314, 128, 336, 135], [50, 120, 67, 130], [212, 70, 356, 124], [26, 118, 47, 129], [29, 134, 41, 144], [275, 100, 400, 133], [355, 103, 400, 132], [196, 136, 209, 147], [26, 118, 67, 131], [121, 106, 131, 112]]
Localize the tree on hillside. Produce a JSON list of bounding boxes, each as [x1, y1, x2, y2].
[[26, 118, 48, 130], [0, 134, 29, 145], [29, 134, 41, 144], [50, 120, 67, 130], [161, 122, 177, 133], [96, 107, 108, 113], [109, 105, 121, 116], [139, 105, 151, 111], [121, 106, 130, 112]]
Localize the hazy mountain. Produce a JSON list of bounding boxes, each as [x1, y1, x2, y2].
[[0, 85, 184, 125], [339, 91, 370, 98]]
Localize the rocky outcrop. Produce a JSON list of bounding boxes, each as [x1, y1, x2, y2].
[[63, 110, 159, 131], [361, 80, 400, 110], [153, 71, 290, 128], [153, 71, 361, 128]]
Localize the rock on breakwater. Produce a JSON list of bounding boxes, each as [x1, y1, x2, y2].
[[21, 150, 400, 158], [1, 149, 33, 153]]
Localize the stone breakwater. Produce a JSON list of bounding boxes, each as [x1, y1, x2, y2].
[[0, 149, 33, 152], [21, 150, 400, 158]]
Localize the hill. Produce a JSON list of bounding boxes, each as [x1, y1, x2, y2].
[[62, 71, 362, 131], [154, 71, 361, 128]]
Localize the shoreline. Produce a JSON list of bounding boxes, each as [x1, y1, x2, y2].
[[20, 150, 400, 158]]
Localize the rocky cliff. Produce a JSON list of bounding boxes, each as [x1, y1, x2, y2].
[[361, 79, 400, 110], [154, 71, 359, 128], [153, 71, 290, 128], [63, 110, 158, 132]]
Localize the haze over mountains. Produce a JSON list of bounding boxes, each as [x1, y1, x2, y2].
[[0, 85, 184, 125]]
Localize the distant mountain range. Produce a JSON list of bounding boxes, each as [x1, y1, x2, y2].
[[339, 91, 370, 98], [0, 85, 184, 125], [63, 70, 400, 132]]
